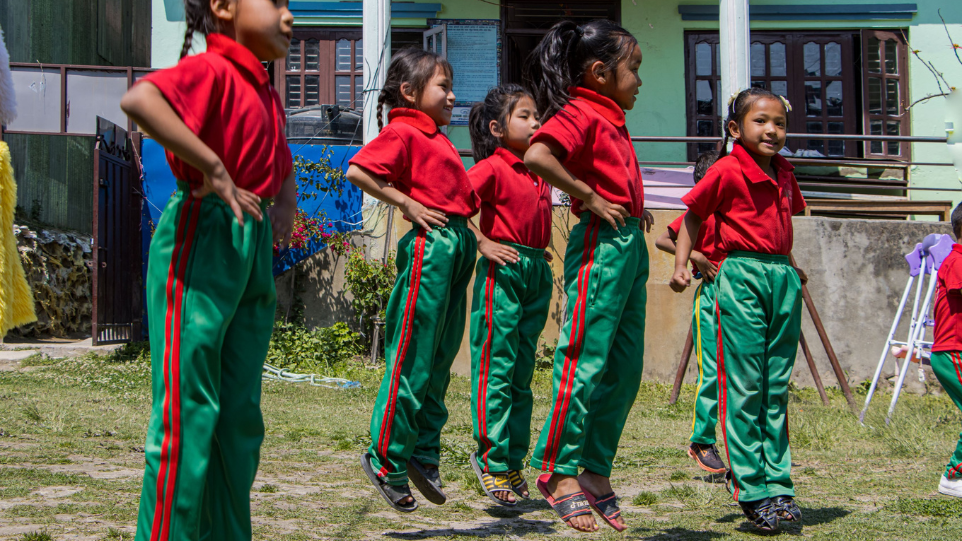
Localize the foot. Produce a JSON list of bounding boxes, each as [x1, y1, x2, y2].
[[577, 470, 625, 530], [772, 495, 802, 522], [939, 475, 962, 498], [508, 470, 530, 498], [547, 473, 599, 532], [739, 498, 779, 531], [490, 475, 517, 504], [688, 442, 728, 474]]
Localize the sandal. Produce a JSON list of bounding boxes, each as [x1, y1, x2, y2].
[[772, 495, 802, 522], [583, 490, 626, 531], [536, 473, 593, 527], [507, 469, 530, 499], [407, 457, 446, 505], [469, 452, 516, 507], [360, 453, 418, 512], [739, 498, 779, 531]]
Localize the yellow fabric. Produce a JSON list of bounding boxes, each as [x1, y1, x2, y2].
[[0, 141, 36, 335]]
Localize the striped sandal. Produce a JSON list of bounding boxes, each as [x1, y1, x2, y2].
[[584, 490, 626, 531], [469, 452, 516, 506], [507, 469, 530, 499], [536, 473, 594, 529]]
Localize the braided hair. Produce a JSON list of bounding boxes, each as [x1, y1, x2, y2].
[[720, 87, 790, 158], [467, 84, 531, 162], [524, 20, 637, 123], [376, 47, 453, 132], [180, 0, 218, 59]]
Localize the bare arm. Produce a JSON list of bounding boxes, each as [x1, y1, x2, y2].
[[524, 141, 628, 230], [268, 166, 297, 248], [120, 82, 261, 224], [345, 164, 447, 232], [669, 212, 704, 292], [655, 228, 677, 255]]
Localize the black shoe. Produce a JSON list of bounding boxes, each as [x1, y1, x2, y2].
[[688, 442, 728, 474], [772, 495, 802, 522], [739, 498, 779, 531]]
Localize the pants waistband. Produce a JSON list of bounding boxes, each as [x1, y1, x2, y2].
[[727, 251, 790, 264], [578, 213, 641, 229], [412, 215, 469, 229], [502, 241, 548, 259], [176, 180, 271, 210]]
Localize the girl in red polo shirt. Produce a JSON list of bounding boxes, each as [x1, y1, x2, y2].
[[347, 48, 480, 512], [523, 20, 652, 533], [119, 0, 295, 539], [464, 84, 553, 507], [670, 87, 806, 531]]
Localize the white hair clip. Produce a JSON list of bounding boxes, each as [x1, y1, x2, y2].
[[778, 95, 793, 112]]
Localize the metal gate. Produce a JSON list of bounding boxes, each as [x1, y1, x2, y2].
[[92, 117, 143, 345]]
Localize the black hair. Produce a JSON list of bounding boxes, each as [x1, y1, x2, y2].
[[377, 47, 453, 131], [468, 84, 532, 162], [720, 87, 790, 158], [952, 201, 962, 240], [524, 19, 638, 122], [693, 150, 718, 183], [180, 0, 218, 59]]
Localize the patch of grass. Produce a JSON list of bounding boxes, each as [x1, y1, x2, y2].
[[669, 470, 689, 481], [102, 527, 131, 540], [632, 491, 658, 506], [19, 531, 52, 541], [887, 497, 962, 517], [22, 402, 43, 423], [259, 484, 279, 493]]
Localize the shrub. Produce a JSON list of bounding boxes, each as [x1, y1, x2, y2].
[[267, 322, 362, 374], [344, 250, 396, 352]]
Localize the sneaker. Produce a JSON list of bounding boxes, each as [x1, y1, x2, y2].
[[939, 475, 962, 498], [772, 495, 802, 522], [739, 498, 779, 531], [687, 442, 728, 474]]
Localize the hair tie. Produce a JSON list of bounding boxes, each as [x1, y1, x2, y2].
[[778, 95, 793, 112], [727, 92, 740, 108]]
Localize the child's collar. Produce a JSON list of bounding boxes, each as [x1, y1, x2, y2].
[[387, 108, 438, 134], [730, 143, 794, 185], [205, 33, 269, 86], [494, 146, 527, 170], [567, 86, 626, 127]]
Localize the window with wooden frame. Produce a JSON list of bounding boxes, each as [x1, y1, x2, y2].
[[685, 31, 908, 162], [275, 29, 363, 110], [862, 30, 910, 159]]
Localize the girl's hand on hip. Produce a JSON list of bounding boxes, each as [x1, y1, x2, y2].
[[400, 198, 448, 232], [192, 165, 263, 225], [479, 238, 520, 266], [642, 209, 654, 232], [691, 253, 718, 283], [584, 192, 628, 230]]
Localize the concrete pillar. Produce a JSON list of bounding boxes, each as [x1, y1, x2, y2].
[[362, 0, 391, 145], [718, 0, 750, 126]]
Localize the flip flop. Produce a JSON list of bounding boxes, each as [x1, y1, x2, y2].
[[407, 457, 446, 505], [360, 453, 418, 512], [507, 469, 530, 499], [535, 473, 593, 528], [583, 490, 626, 531], [469, 452, 517, 507]]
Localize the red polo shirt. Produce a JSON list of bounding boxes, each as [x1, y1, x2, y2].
[[682, 144, 805, 256], [667, 212, 724, 273], [530, 86, 644, 219], [468, 147, 552, 249], [139, 33, 292, 199], [934, 246, 962, 352], [349, 108, 480, 217]]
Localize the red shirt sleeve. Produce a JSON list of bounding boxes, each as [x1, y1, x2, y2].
[[530, 108, 587, 162], [467, 160, 496, 203], [682, 164, 725, 220], [667, 213, 684, 236], [945, 259, 962, 293], [138, 56, 218, 136], [790, 174, 806, 215], [348, 126, 409, 185]]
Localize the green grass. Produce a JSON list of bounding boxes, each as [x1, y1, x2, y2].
[[2, 349, 962, 539]]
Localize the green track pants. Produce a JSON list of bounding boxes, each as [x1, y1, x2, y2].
[[690, 279, 719, 445], [930, 351, 962, 480], [470, 243, 553, 473], [716, 252, 801, 502], [368, 217, 477, 485], [530, 214, 649, 477], [136, 187, 276, 541]]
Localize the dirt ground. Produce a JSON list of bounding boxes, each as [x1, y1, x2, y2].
[[1, 348, 962, 540]]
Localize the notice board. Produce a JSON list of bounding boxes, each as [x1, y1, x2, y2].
[[428, 19, 501, 126]]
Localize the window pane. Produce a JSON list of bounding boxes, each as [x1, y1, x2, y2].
[[868, 37, 881, 73], [287, 39, 301, 71], [886, 79, 900, 115], [751, 80, 767, 90], [305, 39, 320, 71], [355, 75, 363, 109], [805, 81, 822, 116], [336, 39, 351, 71], [803, 42, 821, 77], [305, 75, 320, 106], [335, 75, 351, 107], [868, 77, 882, 114], [751, 42, 766, 76], [806, 122, 824, 133], [885, 40, 898, 74], [826, 81, 843, 116], [806, 122, 825, 155], [887, 121, 900, 155], [770, 42, 787, 77], [286, 75, 301, 108], [716, 80, 723, 117], [695, 42, 712, 76], [870, 119, 883, 154], [355, 39, 364, 70], [696, 119, 714, 136], [828, 121, 845, 157], [825, 42, 842, 76], [696, 80, 713, 115], [771, 80, 788, 99]]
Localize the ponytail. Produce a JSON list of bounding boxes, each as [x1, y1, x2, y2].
[[525, 19, 637, 122], [181, 0, 217, 59], [376, 47, 453, 132], [468, 84, 529, 162]]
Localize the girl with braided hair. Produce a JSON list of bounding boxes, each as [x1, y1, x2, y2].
[[347, 47, 480, 512], [120, 1, 295, 539]]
